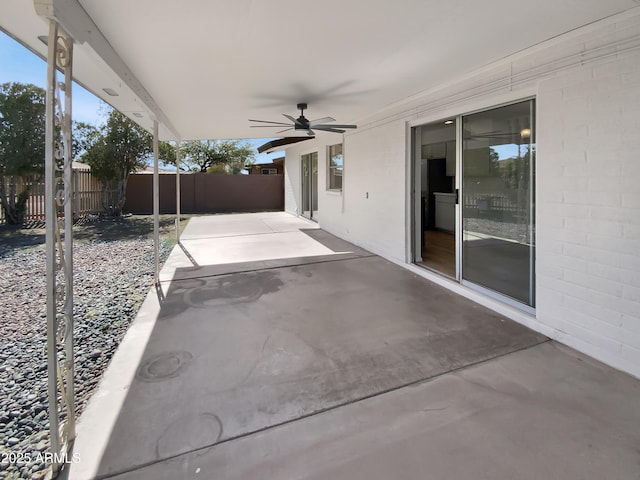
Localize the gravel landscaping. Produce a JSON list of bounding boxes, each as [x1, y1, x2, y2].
[[464, 217, 533, 244], [0, 221, 175, 479]]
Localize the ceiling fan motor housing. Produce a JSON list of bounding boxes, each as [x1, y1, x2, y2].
[[294, 117, 309, 129], [295, 103, 309, 129]]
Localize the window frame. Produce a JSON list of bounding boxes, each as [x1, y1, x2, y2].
[[327, 143, 343, 192]]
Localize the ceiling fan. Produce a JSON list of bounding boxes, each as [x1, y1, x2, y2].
[[249, 103, 357, 136]]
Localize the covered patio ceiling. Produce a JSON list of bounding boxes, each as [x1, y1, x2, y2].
[[1, 0, 638, 141]]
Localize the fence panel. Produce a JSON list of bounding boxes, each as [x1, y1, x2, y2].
[[74, 170, 103, 217], [0, 170, 103, 225], [123, 173, 284, 214]]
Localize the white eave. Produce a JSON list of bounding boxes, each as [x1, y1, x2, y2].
[[1, 0, 638, 141]]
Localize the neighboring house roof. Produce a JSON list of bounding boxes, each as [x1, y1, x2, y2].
[[245, 157, 284, 173], [251, 157, 284, 168], [72, 161, 91, 170], [135, 166, 175, 174]]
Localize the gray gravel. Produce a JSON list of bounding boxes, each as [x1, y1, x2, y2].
[[0, 238, 172, 479], [464, 217, 533, 244]]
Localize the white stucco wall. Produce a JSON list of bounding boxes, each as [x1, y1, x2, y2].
[[284, 148, 300, 216], [284, 9, 640, 378]]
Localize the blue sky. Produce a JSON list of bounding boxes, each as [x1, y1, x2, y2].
[[0, 31, 279, 165]]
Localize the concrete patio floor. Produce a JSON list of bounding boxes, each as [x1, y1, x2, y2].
[[63, 212, 640, 480]]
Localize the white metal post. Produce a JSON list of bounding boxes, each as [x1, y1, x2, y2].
[[62, 26, 75, 444], [176, 142, 181, 243], [44, 19, 75, 476], [153, 120, 160, 284], [44, 19, 60, 460]]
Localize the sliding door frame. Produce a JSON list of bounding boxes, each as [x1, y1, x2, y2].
[[409, 96, 536, 314]]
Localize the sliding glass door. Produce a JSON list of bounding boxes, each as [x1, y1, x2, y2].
[[301, 152, 318, 220], [461, 100, 535, 307], [413, 120, 457, 278]]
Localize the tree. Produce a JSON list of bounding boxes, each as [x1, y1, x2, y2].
[[72, 121, 100, 159], [158, 140, 176, 167], [214, 140, 255, 174], [81, 110, 153, 215], [174, 139, 255, 173], [0, 82, 46, 224]]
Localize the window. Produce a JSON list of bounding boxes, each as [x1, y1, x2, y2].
[[261, 168, 278, 175], [328, 144, 343, 191]]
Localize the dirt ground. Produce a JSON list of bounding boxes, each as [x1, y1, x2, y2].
[[0, 214, 191, 252]]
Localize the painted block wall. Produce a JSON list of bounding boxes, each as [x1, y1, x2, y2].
[[284, 147, 300, 216], [536, 55, 640, 376], [285, 9, 640, 378]]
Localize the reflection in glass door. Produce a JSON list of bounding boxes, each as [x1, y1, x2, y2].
[[461, 100, 535, 307], [301, 152, 318, 220]]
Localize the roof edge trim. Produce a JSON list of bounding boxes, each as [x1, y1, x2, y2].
[[33, 0, 182, 140], [257, 137, 314, 154]]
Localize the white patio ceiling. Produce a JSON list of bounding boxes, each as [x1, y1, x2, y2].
[[1, 0, 638, 141]]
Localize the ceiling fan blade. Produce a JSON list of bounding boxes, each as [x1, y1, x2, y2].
[[249, 119, 292, 126], [276, 127, 295, 134], [314, 127, 346, 134], [312, 124, 357, 129], [283, 114, 304, 126], [251, 125, 290, 128], [307, 129, 315, 136], [309, 117, 335, 126]]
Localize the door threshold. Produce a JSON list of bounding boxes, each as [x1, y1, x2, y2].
[[414, 261, 456, 281]]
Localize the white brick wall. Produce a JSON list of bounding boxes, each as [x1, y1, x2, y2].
[[284, 9, 640, 378], [537, 21, 640, 376], [284, 150, 300, 216], [285, 122, 408, 261]]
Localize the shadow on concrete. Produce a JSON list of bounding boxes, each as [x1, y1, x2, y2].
[[177, 242, 199, 268], [86, 233, 546, 478]]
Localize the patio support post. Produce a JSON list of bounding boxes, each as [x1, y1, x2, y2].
[[44, 19, 75, 475], [176, 142, 181, 243], [153, 120, 160, 284]]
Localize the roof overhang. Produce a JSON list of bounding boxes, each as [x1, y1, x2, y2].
[[1, 0, 638, 141], [257, 137, 314, 154]]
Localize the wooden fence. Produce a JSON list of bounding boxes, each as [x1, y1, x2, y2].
[[0, 170, 103, 225]]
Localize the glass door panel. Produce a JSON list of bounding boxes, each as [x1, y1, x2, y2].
[[301, 152, 318, 220], [311, 154, 318, 220], [461, 100, 535, 307], [302, 156, 310, 218], [413, 121, 457, 278]]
